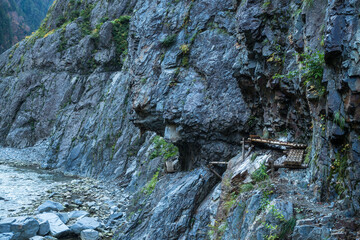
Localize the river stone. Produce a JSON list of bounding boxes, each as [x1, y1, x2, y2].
[[37, 200, 64, 213], [0, 233, 13, 240], [0, 217, 39, 240], [36, 213, 70, 238], [37, 220, 50, 236], [69, 217, 101, 234], [68, 210, 89, 220], [30, 236, 45, 240], [43, 237, 57, 240], [0, 218, 14, 233], [80, 229, 99, 240], [56, 212, 69, 224]]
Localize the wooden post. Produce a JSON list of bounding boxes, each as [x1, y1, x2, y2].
[[242, 138, 245, 162], [208, 167, 222, 179]]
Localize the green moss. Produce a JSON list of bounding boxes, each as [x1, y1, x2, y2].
[[262, 1, 271, 8], [181, 55, 189, 67], [304, 145, 312, 164], [141, 171, 159, 195], [140, 78, 147, 84], [333, 111, 345, 129], [161, 34, 177, 47], [149, 136, 179, 160], [329, 145, 349, 197]]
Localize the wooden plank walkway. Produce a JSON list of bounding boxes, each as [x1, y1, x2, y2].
[[248, 137, 308, 169], [273, 150, 307, 169]]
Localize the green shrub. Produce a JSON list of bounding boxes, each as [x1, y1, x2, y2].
[[150, 136, 179, 160], [251, 163, 269, 182], [273, 51, 325, 97], [251, 153, 258, 162], [180, 44, 189, 54], [304, 145, 312, 164], [111, 15, 131, 65], [56, 16, 67, 27], [279, 217, 297, 239], [224, 192, 238, 212], [262, 1, 271, 8], [333, 111, 345, 129], [240, 183, 254, 192], [79, 4, 95, 36]]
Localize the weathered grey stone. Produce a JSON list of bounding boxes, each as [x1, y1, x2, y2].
[[0, 217, 39, 240], [0, 0, 359, 239], [68, 211, 89, 220], [0, 219, 14, 233], [37, 201, 64, 213], [0, 233, 13, 240], [37, 220, 50, 236], [69, 217, 101, 234], [80, 229, 99, 240], [36, 213, 70, 238], [292, 225, 331, 240], [29, 236, 45, 240], [56, 212, 69, 224]]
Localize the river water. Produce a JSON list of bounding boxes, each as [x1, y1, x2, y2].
[[0, 164, 75, 218]]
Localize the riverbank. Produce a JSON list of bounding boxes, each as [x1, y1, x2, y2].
[[12, 177, 129, 239], [0, 145, 129, 239]]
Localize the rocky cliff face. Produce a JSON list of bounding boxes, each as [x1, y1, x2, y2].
[[0, 0, 359, 239]]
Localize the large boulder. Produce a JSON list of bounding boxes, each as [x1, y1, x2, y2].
[[37, 220, 50, 236], [0, 217, 39, 240], [37, 201, 64, 213], [36, 213, 70, 238], [80, 229, 100, 240], [69, 217, 101, 234]]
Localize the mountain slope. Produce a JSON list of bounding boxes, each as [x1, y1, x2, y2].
[[0, 0, 359, 239]]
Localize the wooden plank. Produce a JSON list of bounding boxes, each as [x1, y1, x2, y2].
[[242, 138, 245, 162], [209, 162, 228, 165], [208, 167, 222, 179], [248, 138, 307, 149], [274, 164, 308, 169]]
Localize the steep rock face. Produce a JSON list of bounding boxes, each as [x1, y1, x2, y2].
[[0, 0, 359, 239]]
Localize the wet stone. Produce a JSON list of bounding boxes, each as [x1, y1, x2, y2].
[[80, 229, 99, 240], [69, 217, 101, 234], [37, 201, 64, 213]]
